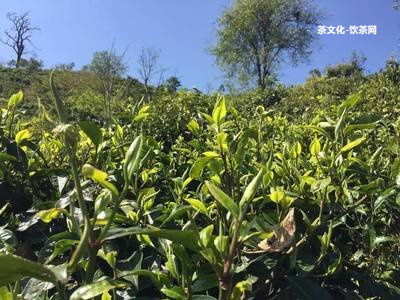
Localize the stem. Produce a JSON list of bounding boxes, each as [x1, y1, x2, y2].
[[97, 183, 128, 243], [66, 145, 93, 274], [50, 71, 95, 279], [219, 217, 242, 300], [12, 280, 21, 300]]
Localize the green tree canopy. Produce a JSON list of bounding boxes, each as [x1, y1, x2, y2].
[[87, 49, 127, 120], [211, 0, 322, 90]]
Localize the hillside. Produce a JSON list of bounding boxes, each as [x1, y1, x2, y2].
[[0, 58, 399, 299]]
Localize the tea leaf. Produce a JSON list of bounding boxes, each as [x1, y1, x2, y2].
[[124, 135, 143, 183], [15, 129, 32, 145], [0, 254, 60, 286], [78, 121, 103, 147], [7, 91, 23, 109], [239, 168, 265, 209], [70, 277, 128, 300], [341, 137, 366, 152], [206, 181, 239, 219], [82, 164, 119, 195]]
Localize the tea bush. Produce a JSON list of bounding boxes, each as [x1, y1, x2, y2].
[[0, 70, 399, 300]]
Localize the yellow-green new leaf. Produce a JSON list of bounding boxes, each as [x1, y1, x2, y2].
[[184, 198, 208, 215], [15, 129, 32, 145], [190, 157, 213, 179], [270, 187, 285, 203], [134, 105, 150, 122], [341, 137, 365, 152], [199, 224, 214, 248], [7, 91, 23, 109], [82, 164, 119, 196], [212, 95, 227, 124], [37, 208, 63, 223], [70, 277, 128, 300], [187, 119, 200, 135], [239, 168, 265, 209], [0, 286, 12, 300], [310, 137, 321, 156], [123, 135, 143, 183], [206, 181, 239, 219]]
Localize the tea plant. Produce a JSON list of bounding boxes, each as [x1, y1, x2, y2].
[[0, 72, 399, 299]]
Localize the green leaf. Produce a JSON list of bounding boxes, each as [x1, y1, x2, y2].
[[95, 190, 113, 215], [192, 296, 218, 300], [8, 91, 23, 109], [123, 135, 143, 183], [310, 137, 321, 156], [82, 164, 119, 196], [15, 129, 32, 145], [0, 153, 17, 162], [311, 177, 331, 193], [161, 205, 191, 226], [287, 276, 334, 300], [205, 181, 239, 219], [239, 168, 265, 209], [374, 187, 396, 212], [214, 235, 228, 254], [103, 227, 200, 250], [190, 157, 213, 179], [119, 269, 169, 290], [199, 225, 214, 248], [70, 277, 128, 300], [200, 112, 215, 125], [212, 95, 227, 124], [345, 123, 377, 135], [203, 151, 219, 158], [184, 198, 208, 215], [78, 121, 103, 148], [161, 286, 186, 300], [340, 92, 361, 110], [0, 254, 60, 286], [133, 105, 150, 122], [341, 137, 365, 152], [187, 119, 200, 135], [192, 273, 218, 292], [0, 229, 17, 249], [234, 136, 247, 166]]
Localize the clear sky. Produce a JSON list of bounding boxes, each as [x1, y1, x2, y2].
[[0, 0, 398, 91]]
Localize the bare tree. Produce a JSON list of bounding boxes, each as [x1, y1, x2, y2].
[[137, 47, 160, 101], [88, 45, 127, 121], [1, 12, 40, 68]]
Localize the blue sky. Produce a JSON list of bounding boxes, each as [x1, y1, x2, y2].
[[0, 0, 398, 91]]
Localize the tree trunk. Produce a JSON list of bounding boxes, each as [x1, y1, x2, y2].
[[16, 52, 22, 68]]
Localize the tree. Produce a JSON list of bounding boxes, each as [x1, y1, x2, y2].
[[211, 0, 322, 90], [55, 62, 75, 71], [1, 12, 40, 68], [163, 76, 181, 93], [138, 47, 160, 101], [324, 52, 366, 78], [308, 68, 322, 79], [88, 48, 127, 121], [7, 57, 43, 71]]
